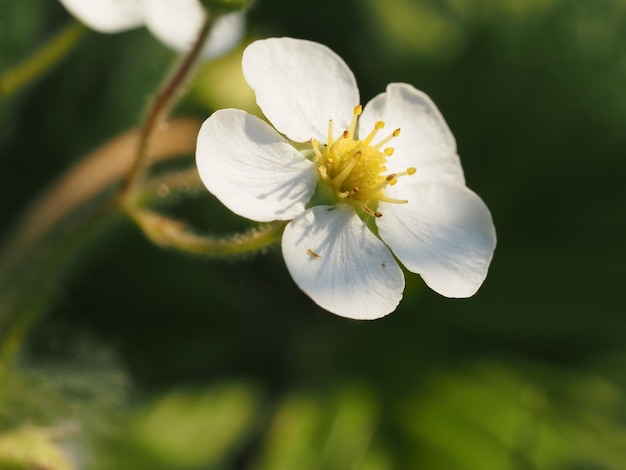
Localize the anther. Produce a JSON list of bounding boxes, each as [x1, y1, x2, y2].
[[384, 148, 395, 156]]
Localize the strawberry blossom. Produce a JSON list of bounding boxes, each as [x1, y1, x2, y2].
[[196, 37, 497, 319]]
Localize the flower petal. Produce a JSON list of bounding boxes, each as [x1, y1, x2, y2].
[[377, 181, 496, 298], [282, 205, 404, 319], [59, 0, 143, 33], [360, 83, 465, 185], [196, 109, 317, 222], [144, 0, 244, 58], [242, 37, 359, 142], [201, 12, 246, 60]]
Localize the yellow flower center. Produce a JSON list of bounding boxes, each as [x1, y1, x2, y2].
[[311, 105, 416, 217]]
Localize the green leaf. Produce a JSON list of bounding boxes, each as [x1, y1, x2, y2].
[[129, 383, 260, 468], [254, 385, 392, 470]]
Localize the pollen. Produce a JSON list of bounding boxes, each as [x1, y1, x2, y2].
[[312, 105, 416, 216]]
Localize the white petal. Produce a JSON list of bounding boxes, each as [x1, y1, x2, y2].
[[143, 0, 203, 52], [143, 0, 244, 58], [377, 181, 496, 298], [200, 12, 246, 60], [242, 37, 359, 142], [196, 109, 317, 222], [59, 0, 143, 33], [282, 205, 404, 320], [360, 83, 465, 185]]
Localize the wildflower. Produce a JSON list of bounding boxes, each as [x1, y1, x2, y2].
[[58, 0, 245, 59], [196, 37, 497, 319]]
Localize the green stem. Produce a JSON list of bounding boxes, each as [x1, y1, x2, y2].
[[131, 167, 206, 208], [119, 15, 214, 200], [0, 14, 255, 363], [0, 22, 85, 100], [128, 209, 287, 257]]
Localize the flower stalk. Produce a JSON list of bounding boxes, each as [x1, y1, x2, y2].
[[119, 14, 214, 200], [128, 209, 286, 257], [0, 14, 218, 358]]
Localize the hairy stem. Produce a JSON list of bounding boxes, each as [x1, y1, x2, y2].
[[129, 209, 287, 257], [119, 16, 214, 200]]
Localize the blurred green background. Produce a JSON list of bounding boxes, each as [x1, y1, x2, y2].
[[1, 0, 626, 468]]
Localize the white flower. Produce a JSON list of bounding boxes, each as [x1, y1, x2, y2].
[[196, 37, 497, 320], [59, 0, 245, 59]]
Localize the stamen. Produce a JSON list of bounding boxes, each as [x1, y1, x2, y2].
[[362, 206, 383, 217], [375, 128, 401, 149], [332, 154, 358, 187], [311, 139, 323, 160], [330, 130, 349, 152], [319, 166, 329, 180], [327, 119, 334, 146], [348, 105, 362, 138], [385, 174, 398, 186], [398, 167, 417, 177], [378, 195, 408, 204], [362, 121, 385, 145], [368, 180, 389, 194], [313, 110, 413, 211]]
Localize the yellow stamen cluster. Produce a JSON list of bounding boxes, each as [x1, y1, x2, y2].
[[312, 105, 416, 217]]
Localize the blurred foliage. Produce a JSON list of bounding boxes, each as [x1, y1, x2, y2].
[[2, 0, 626, 468], [0, 426, 75, 470]]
